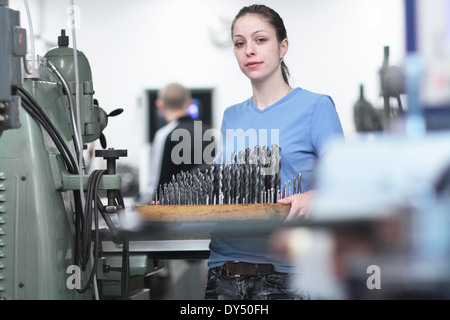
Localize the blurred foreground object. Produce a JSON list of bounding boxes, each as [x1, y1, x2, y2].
[[287, 133, 450, 299]]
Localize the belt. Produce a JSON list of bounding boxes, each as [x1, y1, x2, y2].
[[222, 261, 275, 278]]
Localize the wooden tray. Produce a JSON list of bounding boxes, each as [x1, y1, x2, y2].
[[135, 203, 290, 222]]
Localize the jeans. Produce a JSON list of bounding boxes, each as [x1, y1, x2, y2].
[[204, 266, 314, 300]]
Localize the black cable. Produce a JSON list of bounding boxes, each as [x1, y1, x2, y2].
[[18, 87, 79, 174], [19, 87, 79, 173], [77, 169, 105, 294], [74, 189, 83, 266], [80, 169, 94, 268], [21, 100, 77, 174], [117, 190, 130, 300], [96, 196, 119, 238], [115, 189, 129, 300], [121, 239, 130, 300], [76, 170, 130, 300], [82, 169, 105, 269]]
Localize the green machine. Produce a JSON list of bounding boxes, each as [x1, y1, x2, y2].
[[0, 2, 157, 299]]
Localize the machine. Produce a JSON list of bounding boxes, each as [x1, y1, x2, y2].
[[0, 1, 158, 300]]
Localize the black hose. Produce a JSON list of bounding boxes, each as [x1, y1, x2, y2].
[[21, 100, 77, 174], [18, 87, 79, 174], [77, 169, 105, 294], [121, 239, 130, 300]]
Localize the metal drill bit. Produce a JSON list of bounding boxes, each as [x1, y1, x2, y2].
[[159, 185, 163, 204], [230, 164, 236, 204], [245, 147, 251, 163], [209, 166, 215, 204], [248, 164, 253, 203], [235, 163, 241, 204], [293, 177, 297, 194], [218, 165, 224, 204], [260, 145, 269, 180], [202, 169, 209, 205], [228, 164, 233, 204], [298, 172, 302, 193], [254, 145, 261, 159], [164, 183, 168, 205], [288, 180, 291, 197], [231, 151, 237, 165], [244, 163, 250, 204], [270, 160, 276, 195], [222, 163, 228, 204], [254, 163, 260, 203], [225, 163, 231, 204], [275, 155, 281, 197]]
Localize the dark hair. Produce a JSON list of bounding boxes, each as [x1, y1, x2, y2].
[[231, 4, 290, 85]]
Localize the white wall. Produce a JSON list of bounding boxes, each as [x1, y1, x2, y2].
[[10, 0, 406, 172]]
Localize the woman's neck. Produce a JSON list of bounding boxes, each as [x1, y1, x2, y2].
[[251, 77, 292, 110]]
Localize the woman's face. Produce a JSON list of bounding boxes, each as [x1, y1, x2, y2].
[[232, 13, 288, 84]]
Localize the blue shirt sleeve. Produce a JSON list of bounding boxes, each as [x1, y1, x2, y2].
[[310, 95, 344, 157]]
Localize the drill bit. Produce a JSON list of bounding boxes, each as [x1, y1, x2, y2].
[[235, 163, 241, 204], [218, 165, 224, 205], [288, 179, 291, 197], [298, 172, 302, 194], [209, 165, 215, 204], [254, 162, 260, 203], [270, 159, 276, 197], [293, 176, 297, 194], [230, 164, 236, 204], [153, 144, 284, 206], [225, 163, 231, 204], [244, 162, 250, 204], [248, 164, 253, 203], [231, 151, 237, 165]]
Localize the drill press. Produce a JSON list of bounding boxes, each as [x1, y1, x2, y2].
[[0, 2, 148, 299]]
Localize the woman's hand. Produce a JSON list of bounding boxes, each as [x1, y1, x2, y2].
[[277, 190, 316, 222]]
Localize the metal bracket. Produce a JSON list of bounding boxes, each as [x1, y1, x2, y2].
[[49, 153, 122, 191]]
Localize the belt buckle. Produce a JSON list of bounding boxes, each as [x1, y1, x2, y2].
[[224, 261, 241, 279]]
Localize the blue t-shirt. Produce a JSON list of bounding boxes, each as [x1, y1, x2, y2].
[[209, 87, 344, 273]]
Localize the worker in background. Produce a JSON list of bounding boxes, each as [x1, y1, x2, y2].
[[204, 4, 344, 300], [138, 83, 213, 205]]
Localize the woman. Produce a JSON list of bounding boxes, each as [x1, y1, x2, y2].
[[205, 4, 344, 300]]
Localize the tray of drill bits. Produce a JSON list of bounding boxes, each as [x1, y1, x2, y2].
[[135, 145, 302, 223]]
